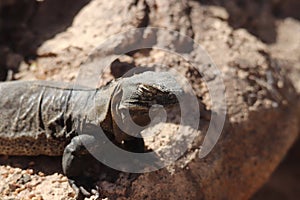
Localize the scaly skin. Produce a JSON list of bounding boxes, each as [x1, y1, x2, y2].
[[0, 71, 183, 199], [0, 79, 115, 156]]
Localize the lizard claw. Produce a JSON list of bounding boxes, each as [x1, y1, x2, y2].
[[63, 134, 102, 199], [79, 186, 91, 197], [91, 186, 99, 195], [68, 179, 84, 200], [69, 179, 98, 200]]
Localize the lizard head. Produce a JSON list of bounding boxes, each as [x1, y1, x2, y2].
[[114, 71, 184, 111], [111, 71, 184, 142]]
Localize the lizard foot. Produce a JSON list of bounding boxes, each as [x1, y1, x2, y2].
[[62, 134, 101, 199]]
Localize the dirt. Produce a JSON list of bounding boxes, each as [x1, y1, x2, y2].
[[0, 0, 299, 199]]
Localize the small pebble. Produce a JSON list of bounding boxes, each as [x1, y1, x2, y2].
[[14, 185, 26, 194], [277, 80, 284, 88], [32, 195, 43, 200], [17, 174, 32, 184], [9, 183, 20, 191], [26, 169, 34, 175], [57, 176, 68, 183], [2, 172, 9, 178], [3, 188, 10, 195], [38, 171, 45, 177], [28, 193, 36, 198], [9, 168, 15, 174]]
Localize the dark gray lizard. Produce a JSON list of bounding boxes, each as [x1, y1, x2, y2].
[[0, 71, 183, 198]]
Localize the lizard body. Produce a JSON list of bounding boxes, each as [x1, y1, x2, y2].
[[0, 71, 182, 156], [0, 71, 183, 198], [0, 79, 115, 156]]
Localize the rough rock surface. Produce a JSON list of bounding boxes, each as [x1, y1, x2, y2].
[[0, 0, 299, 199]]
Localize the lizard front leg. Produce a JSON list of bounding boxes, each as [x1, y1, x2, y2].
[[112, 120, 145, 153], [62, 134, 100, 199]]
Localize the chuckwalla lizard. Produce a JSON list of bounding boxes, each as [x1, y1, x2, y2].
[[0, 71, 183, 198]]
